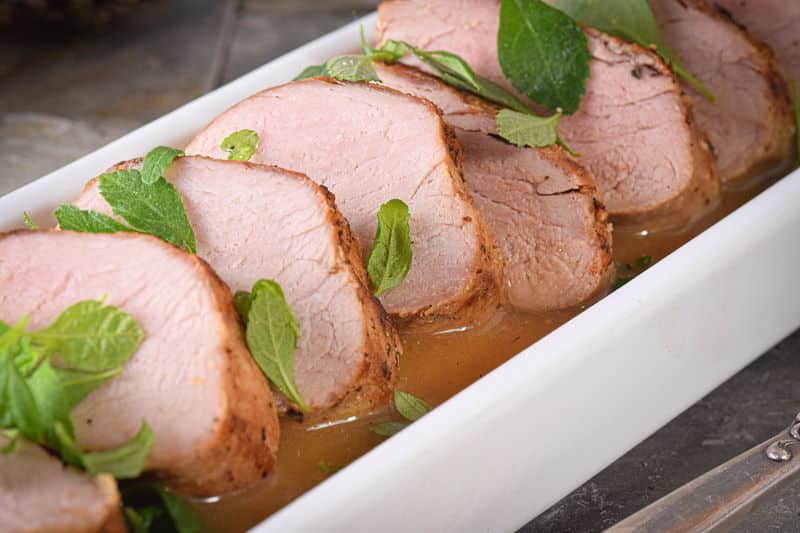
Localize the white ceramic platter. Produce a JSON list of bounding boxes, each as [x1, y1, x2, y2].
[[2, 13, 799, 533]]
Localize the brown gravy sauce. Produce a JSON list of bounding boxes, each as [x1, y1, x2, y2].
[[195, 163, 791, 532]]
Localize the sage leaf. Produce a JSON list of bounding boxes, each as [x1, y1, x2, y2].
[[495, 109, 561, 148], [32, 300, 143, 373], [220, 129, 260, 161], [367, 199, 412, 297], [141, 146, 184, 185], [549, 0, 714, 101], [99, 169, 197, 253], [294, 64, 327, 81], [55, 205, 134, 234], [81, 421, 153, 479], [245, 280, 308, 411], [498, 0, 590, 114], [393, 389, 431, 422], [323, 55, 380, 82]]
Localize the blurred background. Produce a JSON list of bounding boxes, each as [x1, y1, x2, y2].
[[2, 1, 799, 531]]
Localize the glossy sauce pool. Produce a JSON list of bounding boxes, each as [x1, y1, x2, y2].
[[195, 165, 790, 532]]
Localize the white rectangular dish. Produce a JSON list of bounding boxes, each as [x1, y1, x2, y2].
[[3, 13, 800, 533]]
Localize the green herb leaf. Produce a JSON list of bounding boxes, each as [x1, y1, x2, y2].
[[124, 506, 163, 533], [98, 169, 197, 253], [318, 459, 342, 475], [393, 390, 432, 422], [636, 255, 652, 268], [498, 0, 590, 114], [323, 55, 380, 82], [141, 146, 184, 185], [791, 80, 800, 168], [122, 483, 205, 533], [55, 205, 134, 234], [32, 300, 143, 373], [1, 430, 19, 454], [294, 64, 327, 81], [1, 355, 44, 442], [495, 109, 561, 148], [54, 366, 123, 408], [27, 360, 74, 450], [233, 290, 252, 322], [367, 199, 412, 297], [220, 129, 260, 162], [548, 0, 714, 101], [245, 280, 308, 411], [372, 421, 409, 437], [22, 212, 37, 230], [81, 421, 153, 479]]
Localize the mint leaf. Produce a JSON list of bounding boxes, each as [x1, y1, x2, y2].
[[294, 64, 327, 81], [220, 129, 260, 162], [549, 0, 714, 101], [81, 421, 153, 479], [32, 300, 143, 373], [393, 390, 431, 422], [53, 366, 122, 408], [233, 290, 252, 322], [495, 109, 561, 148], [367, 199, 412, 297], [323, 55, 380, 82], [498, 0, 590, 114], [22, 212, 37, 230], [27, 360, 73, 450], [141, 146, 184, 185], [245, 280, 308, 412], [372, 421, 409, 437], [122, 483, 204, 533], [2, 355, 44, 442], [99, 169, 197, 253], [55, 205, 134, 234]]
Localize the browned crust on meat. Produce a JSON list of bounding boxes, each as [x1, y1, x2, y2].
[[585, 28, 721, 229], [680, 0, 794, 182], [99, 157, 401, 417], [4, 229, 281, 497]]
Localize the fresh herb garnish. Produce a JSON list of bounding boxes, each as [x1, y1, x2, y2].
[[367, 199, 413, 297], [294, 65, 326, 81], [549, 0, 714, 101], [55, 205, 134, 234], [0, 300, 152, 478], [611, 255, 653, 291], [324, 55, 381, 82], [220, 129, 260, 162], [498, 0, 590, 115], [240, 280, 308, 412], [636, 255, 652, 268], [123, 483, 204, 533], [791, 80, 800, 168], [22, 212, 37, 230], [318, 459, 342, 476], [141, 146, 184, 185], [372, 389, 432, 437], [495, 109, 561, 148]]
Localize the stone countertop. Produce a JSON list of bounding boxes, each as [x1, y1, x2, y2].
[[2, 1, 798, 530]]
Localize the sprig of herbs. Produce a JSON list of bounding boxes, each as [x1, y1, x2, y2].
[[0, 300, 152, 479], [372, 389, 432, 437], [237, 280, 308, 412], [220, 130, 260, 161], [549, 0, 715, 101], [367, 199, 413, 297], [56, 146, 196, 253]]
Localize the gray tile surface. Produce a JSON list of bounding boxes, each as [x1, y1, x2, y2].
[[1, 1, 798, 531]]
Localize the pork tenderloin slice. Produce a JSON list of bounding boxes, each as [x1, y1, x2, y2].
[[75, 157, 401, 414], [651, 0, 794, 182], [0, 437, 124, 533], [185, 78, 502, 321], [376, 0, 720, 229], [0, 231, 279, 497], [713, 0, 800, 85], [374, 63, 613, 311]]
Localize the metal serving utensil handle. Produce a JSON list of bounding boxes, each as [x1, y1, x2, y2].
[[607, 412, 800, 533]]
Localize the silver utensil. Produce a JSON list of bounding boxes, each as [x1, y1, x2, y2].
[[608, 411, 800, 532]]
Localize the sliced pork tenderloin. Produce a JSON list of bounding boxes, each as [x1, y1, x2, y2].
[[186, 78, 502, 321], [374, 63, 613, 311], [75, 157, 401, 415], [376, 0, 720, 229], [0, 230, 279, 497], [713, 0, 800, 85], [0, 437, 124, 533], [651, 0, 794, 182]]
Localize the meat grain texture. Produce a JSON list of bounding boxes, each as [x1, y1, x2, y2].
[[651, 0, 794, 182], [186, 78, 502, 322], [713, 0, 800, 84], [0, 437, 124, 533], [374, 63, 613, 311], [76, 157, 401, 415], [0, 231, 280, 497], [376, 0, 720, 229]]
